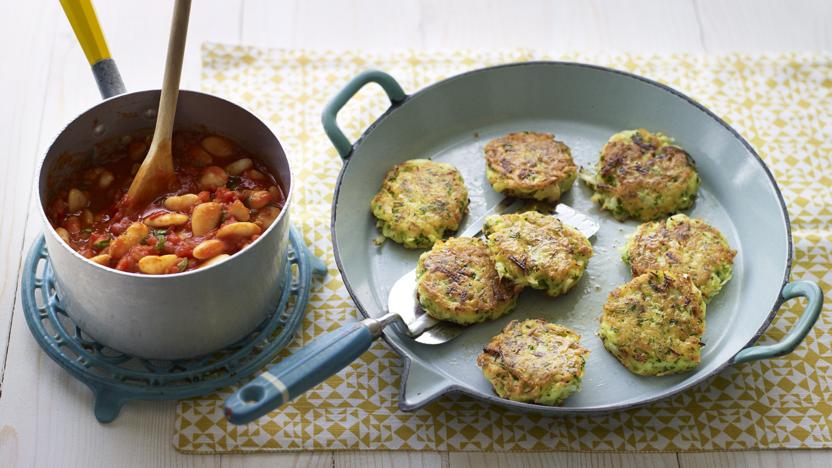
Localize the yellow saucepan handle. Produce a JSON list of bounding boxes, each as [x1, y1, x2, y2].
[[60, 0, 111, 65], [59, 0, 125, 98]]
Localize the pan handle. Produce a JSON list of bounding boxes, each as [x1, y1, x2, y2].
[[321, 69, 406, 159], [60, 0, 126, 99], [732, 279, 823, 364], [223, 319, 379, 425]]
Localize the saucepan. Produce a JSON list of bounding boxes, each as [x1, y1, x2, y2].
[[36, 0, 293, 359], [225, 62, 822, 422]]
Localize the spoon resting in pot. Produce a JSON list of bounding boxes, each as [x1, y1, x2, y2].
[[124, 0, 191, 210]]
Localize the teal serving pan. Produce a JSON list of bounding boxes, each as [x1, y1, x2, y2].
[[226, 62, 823, 422]]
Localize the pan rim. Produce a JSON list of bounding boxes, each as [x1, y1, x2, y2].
[[330, 60, 793, 414]]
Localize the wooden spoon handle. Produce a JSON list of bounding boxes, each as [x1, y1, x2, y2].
[[152, 0, 191, 146], [124, 0, 191, 208]]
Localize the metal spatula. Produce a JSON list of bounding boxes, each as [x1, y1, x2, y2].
[[224, 201, 599, 424]]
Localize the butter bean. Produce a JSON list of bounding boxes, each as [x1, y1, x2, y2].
[[225, 158, 253, 176], [198, 254, 230, 269], [246, 190, 272, 209], [255, 206, 281, 229], [217, 222, 262, 240], [244, 169, 266, 181], [188, 146, 213, 167], [98, 170, 114, 188], [80, 209, 94, 226], [90, 254, 111, 266], [138, 254, 181, 275], [191, 202, 222, 236], [144, 212, 189, 228], [193, 239, 227, 260], [67, 188, 88, 211], [164, 193, 200, 212], [55, 227, 70, 243], [199, 166, 228, 190], [228, 199, 250, 221], [201, 135, 234, 158], [83, 167, 103, 182], [110, 222, 149, 259]]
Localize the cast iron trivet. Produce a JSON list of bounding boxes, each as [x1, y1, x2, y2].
[[21, 227, 326, 423]]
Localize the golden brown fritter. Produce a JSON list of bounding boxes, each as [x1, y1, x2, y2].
[[371, 159, 469, 249], [623, 214, 736, 301], [477, 319, 589, 405], [598, 270, 706, 376], [483, 210, 592, 297], [416, 237, 521, 325], [484, 132, 577, 202], [581, 129, 700, 221]]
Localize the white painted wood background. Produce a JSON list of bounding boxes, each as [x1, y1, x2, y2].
[[0, 0, 830, 466]]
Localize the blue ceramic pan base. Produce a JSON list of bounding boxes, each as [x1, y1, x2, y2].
[[20, 226, 326, 423]]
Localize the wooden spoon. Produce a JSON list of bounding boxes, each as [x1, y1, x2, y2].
[[125, 0, 192, 210]]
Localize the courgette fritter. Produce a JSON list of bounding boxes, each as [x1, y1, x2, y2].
[[484, 132, 577, 202], [477, 319, 589, 405], [622, 214, 736, 301], [580, 129, 700, 221], [598, 270, 706, 376], [483, 210, 592, 297], [416, 237, 521, 325], [371, 159, 469, 249]]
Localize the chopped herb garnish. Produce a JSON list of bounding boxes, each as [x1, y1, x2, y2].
[[227, 176, 241, 189], [82, 228, 93, 233], [93, 239, 110, 249], [153, 230, 167, 252], [219, 211, 227, 224], [177, 258, 188, 272]]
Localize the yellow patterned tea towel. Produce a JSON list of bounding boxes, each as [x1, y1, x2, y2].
[[174, 47, 832, 452]]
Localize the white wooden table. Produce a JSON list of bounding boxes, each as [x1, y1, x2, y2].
[[0, 1, 829, 466]]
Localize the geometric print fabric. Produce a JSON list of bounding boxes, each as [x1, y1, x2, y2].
[[175, 46, 832, 452]]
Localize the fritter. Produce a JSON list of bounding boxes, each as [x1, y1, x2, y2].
[[416, 237, 521, 325], [483, 210, 592, 297], [580, 129, 700, 221], [477, 319, 589, 405], [598, 270, 706, 376], [371, 159, 469, 249], [484, 132, 577, 203], [622, 214, 736, 301]]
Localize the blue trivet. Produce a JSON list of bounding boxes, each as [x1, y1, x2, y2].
[[21, 227, 326, 423]]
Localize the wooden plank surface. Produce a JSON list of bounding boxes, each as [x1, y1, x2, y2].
[[1, 0, 831, 467], [336, 451, 449, 468], [0, 0, 60, 387], [449, 452, 679, 468], [679, 450, 832, 468], [694, 0, 832, 52]]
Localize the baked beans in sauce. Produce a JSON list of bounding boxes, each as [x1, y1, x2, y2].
[[46, 131, 285, 274]]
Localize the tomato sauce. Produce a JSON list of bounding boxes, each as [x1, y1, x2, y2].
[[46, 131, 286, 274]]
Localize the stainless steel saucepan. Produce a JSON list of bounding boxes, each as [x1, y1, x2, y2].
[[38, 0, 293, 359]]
